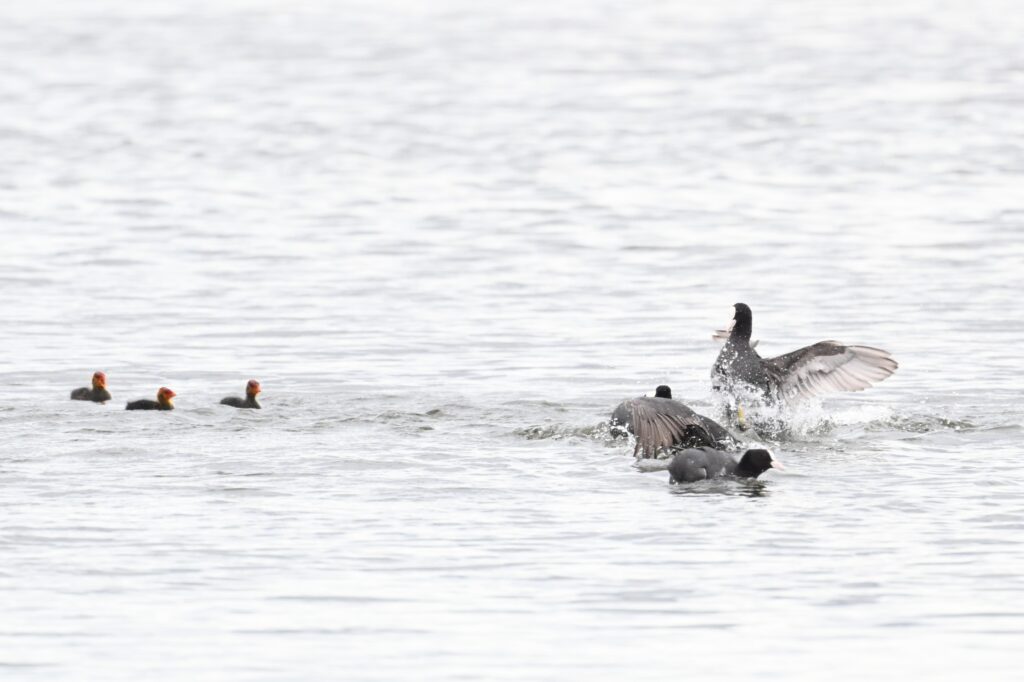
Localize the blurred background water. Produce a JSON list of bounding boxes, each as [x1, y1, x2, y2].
[[1, 0, 1023, 679]]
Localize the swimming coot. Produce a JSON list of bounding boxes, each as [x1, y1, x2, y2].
[[712, 303, 897, 404], [70, 371, 111, 403], [667, 447, 781, 483], [126, 387, 176, 411], [220, 380, 261, 409]]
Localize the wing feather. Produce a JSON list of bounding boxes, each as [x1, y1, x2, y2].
[[627, 397, 717, 458], [767, 342, 898, 401]]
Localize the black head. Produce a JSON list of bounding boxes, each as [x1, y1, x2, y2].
[[731, 303, 753, 340], [735, 448, 780, 478], [654, 385, 672, 399]]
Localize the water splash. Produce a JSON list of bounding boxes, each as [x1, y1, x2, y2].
[[707, 380, 909, 443]]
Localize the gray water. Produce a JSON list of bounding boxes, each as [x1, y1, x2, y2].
[[2, 0, 1023, 679]]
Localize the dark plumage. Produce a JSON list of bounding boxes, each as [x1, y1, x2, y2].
[[712, 303, 898, 404], [70, 371, 111, 403], [667, 447, 781, 483], [610, 386, 737, 458], [126, 387, 176, 411], [220, 379, 261, 409]]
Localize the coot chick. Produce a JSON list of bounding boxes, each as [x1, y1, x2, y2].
[[668, 447, 781, 483], [70, 371, 111, 403], [126, 387, 176, 411], [220, 379, 261, 409], [713, 303, 898, 404], [611, 385, 737, 458]]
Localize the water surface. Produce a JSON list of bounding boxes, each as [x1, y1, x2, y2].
[[2, 1, 1023, 679]]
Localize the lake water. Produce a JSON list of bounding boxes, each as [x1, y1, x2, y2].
[[2, 0, 1023, 679]]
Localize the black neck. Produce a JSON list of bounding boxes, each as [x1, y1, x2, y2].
[[731, 310, 752, 341]]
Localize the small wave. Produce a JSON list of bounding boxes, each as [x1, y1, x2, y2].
[[515, 422, 617, 442], [373, 409, 444, 424], [668, 479, 772, 498], [634, 458, 672, 472], [872, 414, 975, 434]]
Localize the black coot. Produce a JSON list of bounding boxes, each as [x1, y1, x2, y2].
[[611, 385, 736, 458], [667, 447, 780, 483], [712, 303, 897, 404]]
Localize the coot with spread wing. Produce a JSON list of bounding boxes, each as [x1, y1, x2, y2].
[[712, 303, 897, 404], [611, 385, 736, 458]]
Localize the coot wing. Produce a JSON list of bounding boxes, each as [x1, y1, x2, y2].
[[766, 341, 898, 402], [627, 398, 715, 458]]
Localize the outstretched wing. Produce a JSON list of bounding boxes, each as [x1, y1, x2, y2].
[[627, 398, 716, 458], [766, 341, 898, 402]]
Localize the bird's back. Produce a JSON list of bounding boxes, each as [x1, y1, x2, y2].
[[667, 447, 737, 482], [71, 387, 111, 402], [221, 396, 259, 409], [126, 399, 164, 410]]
